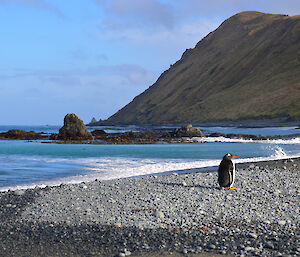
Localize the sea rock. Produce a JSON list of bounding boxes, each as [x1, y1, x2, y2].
[[58, 113, 92, 140], [209, 132, 225, 137], [13, 190, 25, 196], [173, 124, 204, 137], [0, 129, 46, 140], [90, 117, 97, 123], [91, 129, 107, 138]]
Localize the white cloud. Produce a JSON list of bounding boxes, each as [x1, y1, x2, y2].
[[0, 0, 66, 19], [95, 0, 176, 29]]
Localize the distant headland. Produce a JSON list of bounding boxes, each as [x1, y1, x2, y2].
[[93, 11, 300, 125]]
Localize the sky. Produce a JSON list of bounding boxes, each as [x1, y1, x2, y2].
[[0, 0, 299, 125]]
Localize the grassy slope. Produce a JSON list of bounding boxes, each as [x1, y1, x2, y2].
[[107, 12, 300, 124]]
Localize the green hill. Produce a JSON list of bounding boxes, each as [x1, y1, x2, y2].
[[106, 11, 300, 125]]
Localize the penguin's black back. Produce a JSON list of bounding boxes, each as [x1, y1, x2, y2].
[[218, 159, 234, 187]]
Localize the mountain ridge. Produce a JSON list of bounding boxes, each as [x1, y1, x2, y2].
[[105, 11, 300, 125]]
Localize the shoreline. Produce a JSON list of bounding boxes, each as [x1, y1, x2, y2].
[[0, 158, 299, 256], [1, 126, 299, 144], [1, 155, 300, 192]]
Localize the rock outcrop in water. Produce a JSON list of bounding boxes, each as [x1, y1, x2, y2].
[[173, 124, 204, 137], [0, 130, 46, 140], [58, 114, 92, 140], [90, 117, 97, 124]]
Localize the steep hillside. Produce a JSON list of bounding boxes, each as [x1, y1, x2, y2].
[[106, 11, 300, 124]]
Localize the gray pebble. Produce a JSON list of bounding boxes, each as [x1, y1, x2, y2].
[[248, 232, 258, 239], [264, 241, 274, 249], [155, 211, 164, 219], [124, 249, 131, 256], [13, 190, 25, 196], [207, 244, 216, 249]]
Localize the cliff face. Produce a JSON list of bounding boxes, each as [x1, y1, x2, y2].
[[106, 11, 300, 124]]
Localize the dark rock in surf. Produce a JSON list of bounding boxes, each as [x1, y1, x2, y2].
[[58, 114, 92, 140], [209, 132, 226, 137], [173, 124, 204, 137], [0, 129, 46, 140], [91, 130, 107, 138]]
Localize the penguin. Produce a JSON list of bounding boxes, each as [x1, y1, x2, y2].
[[218, 153, 238, 189]]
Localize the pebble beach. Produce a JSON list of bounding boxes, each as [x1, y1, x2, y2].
[[0, 158, 299, 257]]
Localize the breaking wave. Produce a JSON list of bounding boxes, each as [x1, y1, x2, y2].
[[188, 136, 300, 145], [1, 145, 299, 192]]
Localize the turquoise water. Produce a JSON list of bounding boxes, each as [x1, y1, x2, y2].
[[0, 126, 299, 190], [0, 140, 299, 159]]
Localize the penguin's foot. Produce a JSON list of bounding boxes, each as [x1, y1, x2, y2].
[[229, 187, 236, 190]]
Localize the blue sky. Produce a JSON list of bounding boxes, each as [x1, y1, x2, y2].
[[0, 0, 299, 125]]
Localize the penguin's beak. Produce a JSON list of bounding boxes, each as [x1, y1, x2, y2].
[[232, 155, 238, 158]]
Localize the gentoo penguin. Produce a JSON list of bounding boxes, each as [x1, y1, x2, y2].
[[218, 153, 238, 189]]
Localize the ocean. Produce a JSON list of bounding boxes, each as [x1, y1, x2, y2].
[[0, 125, 299, 191]]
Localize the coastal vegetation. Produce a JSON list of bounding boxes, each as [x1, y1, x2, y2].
[[105, 11, 300, 124]]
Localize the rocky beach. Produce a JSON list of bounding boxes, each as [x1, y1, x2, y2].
[[0, 158, 298, 257]]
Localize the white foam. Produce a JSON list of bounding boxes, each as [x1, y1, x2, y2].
[[1, 146, 299, 192], [187, 136, 300, 145]]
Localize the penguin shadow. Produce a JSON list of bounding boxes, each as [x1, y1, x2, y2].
[[158, 182, 218, 190]]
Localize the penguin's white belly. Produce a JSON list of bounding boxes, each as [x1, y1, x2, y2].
[[230, 162, 236, 187]]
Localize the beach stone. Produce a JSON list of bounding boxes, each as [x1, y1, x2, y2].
[[124, 249, 131, 256], [278, 220, 286, 225], [58, 113, 92, 140], [245, 246, 254, 251], [115, 222, 122, 228], [207, 243, 216, 249], [155, 211, 165, 219], [119, 253, 126, 257], [196, 246, 202, 251], [13, 190, 25, 196], [248, 232, 258, 239], [248, 164, 255, 169], [264, 241, 275, 249]]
